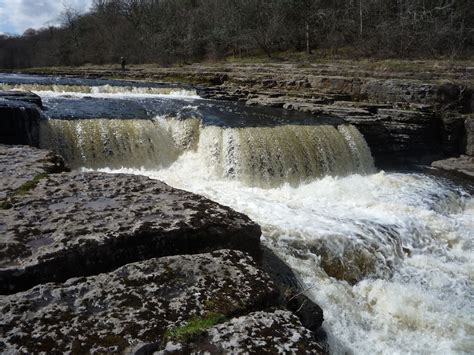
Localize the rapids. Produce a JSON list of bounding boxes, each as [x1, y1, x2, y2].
[[4, 74, 473, 354], [95, 164, 474, 355]]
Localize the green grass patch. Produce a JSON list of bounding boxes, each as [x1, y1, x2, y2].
[[164, 312, 226, 342], [14, 173, 48, 196], [0, 173, 48, 209]]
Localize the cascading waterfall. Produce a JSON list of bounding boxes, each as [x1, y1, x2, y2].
[[39, 117, 375, 186], [26, 76, 472, 355], [98, 165, 473, 355], [40, 119, 182, 169], [0, 83, 198, 97]]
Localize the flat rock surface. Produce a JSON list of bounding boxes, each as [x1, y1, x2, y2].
[[0, 170, 261, 294], [0, 250, 278, 354], [160, 310, 326, 354], [0, 144, 67, 200], [432, 155, 474, 179]]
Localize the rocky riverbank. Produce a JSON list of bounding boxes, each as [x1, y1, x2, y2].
[[20, 61, 474, 174], [1, 59, 472, 351], [0, 92, 327, 353]]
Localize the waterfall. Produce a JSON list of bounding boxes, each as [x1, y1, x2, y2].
[[6, 73, 472, 354], [0, 83, 198, 97], [39, 117, 375, 186]]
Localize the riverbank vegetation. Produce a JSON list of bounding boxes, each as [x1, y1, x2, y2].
[[0, 0, 472, 69]]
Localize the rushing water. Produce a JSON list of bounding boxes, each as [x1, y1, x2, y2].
[[3, 74, 474, 354]]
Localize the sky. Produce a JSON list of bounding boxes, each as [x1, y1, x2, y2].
[[0, 0, 92, 35]]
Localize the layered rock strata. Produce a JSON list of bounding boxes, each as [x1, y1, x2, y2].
[[1, 167, 261, 294], [58, 63, 473, 167], [15, 64, 474, 167]]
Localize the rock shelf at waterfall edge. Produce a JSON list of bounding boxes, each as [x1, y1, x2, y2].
[[0, 142, 327, 353]]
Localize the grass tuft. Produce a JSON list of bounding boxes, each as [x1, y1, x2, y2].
[[14, 173, 48, 196], [164, 312, 226, 342], [0, 173, 48, 209]]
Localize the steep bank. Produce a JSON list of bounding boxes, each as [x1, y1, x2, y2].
[[19, 61, 474, 170]]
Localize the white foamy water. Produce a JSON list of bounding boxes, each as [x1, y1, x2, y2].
[[93, 153, 474, 354], [31, 81, 472, 354], [0, 83, 200, 99]]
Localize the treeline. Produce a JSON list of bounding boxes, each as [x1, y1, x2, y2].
[[1, 0, 473, 68]]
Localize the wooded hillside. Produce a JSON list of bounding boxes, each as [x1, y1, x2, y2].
[[0, 0, 472, 68]]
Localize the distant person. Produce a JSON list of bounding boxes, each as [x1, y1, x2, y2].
[[120, 57, 126, 71]]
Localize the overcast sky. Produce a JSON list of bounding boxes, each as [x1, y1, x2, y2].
[[0, 0, 92, 35]]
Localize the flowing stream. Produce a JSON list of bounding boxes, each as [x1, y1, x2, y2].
[[3, 73, 473, 354]]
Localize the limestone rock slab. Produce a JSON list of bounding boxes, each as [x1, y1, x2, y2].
[[0, 171, 261, 294], [432, 155, 474, 180], [160, 310, 326, 354], [0, 250, 278, 353]]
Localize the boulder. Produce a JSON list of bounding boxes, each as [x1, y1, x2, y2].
[[0, 250, 278, 353], [0, 170, 261, 294], [159, 310, 327, 354]]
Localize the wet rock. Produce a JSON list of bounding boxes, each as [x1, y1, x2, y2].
[[0, 92, 44, 146], [344, 109, 441, 167], [440, 113, 468, 156], [261, 246, 302, 297], [431, 155, 474, 180], [466, 116, 474, 156], [286, 293, 324, 336], [0, 171, 261, 294], [160, 310, 327, 354], [0, 144, 68, 201], [261, 246, 327, 348], [0, 250, 278, 353]]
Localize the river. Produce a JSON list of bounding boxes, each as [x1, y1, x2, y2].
[[2, 73, 473, 354]]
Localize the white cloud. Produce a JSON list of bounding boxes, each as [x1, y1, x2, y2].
[[0, 0, 92, 35]]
